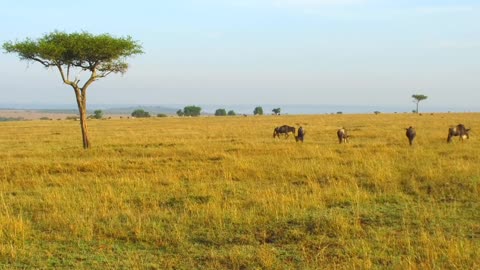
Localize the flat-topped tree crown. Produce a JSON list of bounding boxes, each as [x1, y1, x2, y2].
[[3, 31, 143, 149], [412, 94, 428, 114]]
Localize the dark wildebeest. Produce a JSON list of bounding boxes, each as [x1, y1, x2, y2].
[[447, 124, 470, 143], [273, 125, 296, 139], [405, 126, 416, 146], [295, 126, 306, 142], [337, 128, 349, 144]]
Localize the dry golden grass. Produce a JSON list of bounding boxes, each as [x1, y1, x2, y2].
[[0, 113, 479, 269]]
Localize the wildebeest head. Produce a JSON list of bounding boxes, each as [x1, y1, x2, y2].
[[337, 128, 349, 144], [295, 127, 305, 142], [405, 126, 416, 146], [273, 127, 279, 138], [447, 124, 470, 143]]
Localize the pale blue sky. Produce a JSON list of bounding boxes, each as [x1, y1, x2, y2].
[[1, 0, 479, 110]]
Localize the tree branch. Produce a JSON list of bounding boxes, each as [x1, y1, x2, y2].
[[57, 64, 75, 87], [81, 69, 98, 92], [31, 57, 54, 68]]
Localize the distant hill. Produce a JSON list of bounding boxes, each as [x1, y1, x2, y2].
[[104, 105, 178, 115], [0, 105, 180, 116]]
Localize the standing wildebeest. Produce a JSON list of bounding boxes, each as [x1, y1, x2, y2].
[[295, 126, 306, 142], [337, 128, 349, 144], [447, 124, 470, 143], [273, 125, 296, 139], [405, 126, 416, 146]]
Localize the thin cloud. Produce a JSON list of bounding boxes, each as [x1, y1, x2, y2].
[[415, 5, 475, 14], [222, 0, 369, 9], [271, 0, 368, 8]]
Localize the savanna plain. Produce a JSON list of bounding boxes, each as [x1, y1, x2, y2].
[[0, 113, 479, 269]]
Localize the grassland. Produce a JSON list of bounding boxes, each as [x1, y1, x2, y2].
[[0, 113, 479, 269]]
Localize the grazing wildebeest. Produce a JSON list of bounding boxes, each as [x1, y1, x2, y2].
[[295, 126, 306, 142], [447, 124, 470, 143], [337, 128, 349, 144], [273, 125, 296, 138], [405, 126, 416, 146]]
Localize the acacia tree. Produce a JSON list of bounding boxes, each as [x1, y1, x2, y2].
[[412, 94, 428, 114], [3, 31, 143, 149]]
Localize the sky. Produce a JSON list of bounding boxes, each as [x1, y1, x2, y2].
[[1, 0, 479, 111]]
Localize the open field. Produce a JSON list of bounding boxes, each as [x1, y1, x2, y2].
[[0, 109, 128, 121], [0, 113, 479, 269]]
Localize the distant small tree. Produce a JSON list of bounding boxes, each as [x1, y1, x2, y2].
[[272, 108, 281, 115], [227, 110, 236, 116], [131, 109, 150, 118], [412, 94, 428, 114], [183, 105, 201, 117], [176, 109, 185, 117], [374, 111, 381, 115], [253, 106, 264, 115], [157, 113, 168, 117], [93, 110, 104, 119], [215, 108, 227, 116], [336, 111, 343, 115]]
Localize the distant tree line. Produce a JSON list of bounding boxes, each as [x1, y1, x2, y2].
[[214, 108, 236, 116], [131, 109, 151, 118]]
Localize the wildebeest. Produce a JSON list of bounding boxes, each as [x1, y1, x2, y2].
[[447, 124, 470, 143], [273, 125, 296, 138], [405, 126, 416, 146], [295, 126, 306, 142], [337, 128, 349, 144]]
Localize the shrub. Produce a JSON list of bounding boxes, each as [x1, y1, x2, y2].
[[131, 109, 151, 118], [215, 109, 227, 116], [227, 110, 236, 116], [253, 106, 264, 115], [93, 110, 104, 119], [157, 113, 168, 117]]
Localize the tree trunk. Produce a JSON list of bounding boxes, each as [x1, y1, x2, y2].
[[416, 102, 419, 114], [74, 88, 90, 149], [78, 106, 90, 149]]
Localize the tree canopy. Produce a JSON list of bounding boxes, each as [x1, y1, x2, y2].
[[253, 106, 264, 115], [215, 108, 227, 116], [183, 106, 202, 117], [93, 110, 104, 119], [3, 31, 143, 80], [131, 109, 151, 118]]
